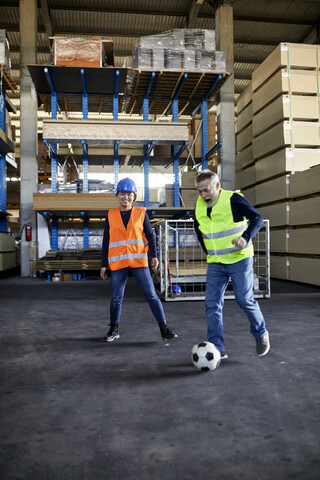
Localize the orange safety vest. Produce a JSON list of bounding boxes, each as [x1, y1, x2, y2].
[[107, 207, 149, 271]]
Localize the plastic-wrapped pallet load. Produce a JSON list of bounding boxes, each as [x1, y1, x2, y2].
[[51, 36, 114, 67], [132, 29, 226, 73], [0, 29, 11, 71]]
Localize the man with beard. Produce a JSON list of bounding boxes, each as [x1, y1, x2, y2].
[[194, 170, 270, 360]]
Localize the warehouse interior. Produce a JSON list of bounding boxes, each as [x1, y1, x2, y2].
[[0, 1, 320, 479]]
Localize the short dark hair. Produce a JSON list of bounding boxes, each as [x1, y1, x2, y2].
[[196, 170, 219, 186]]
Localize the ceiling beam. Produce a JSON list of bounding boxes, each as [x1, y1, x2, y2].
[[187, 0, 203, 28], [40, 0, 53, 48], [233, 15, 315, 26]]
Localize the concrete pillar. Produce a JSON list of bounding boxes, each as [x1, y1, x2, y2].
[[19, 0, 38, 276], [215, 3, 235, 190]]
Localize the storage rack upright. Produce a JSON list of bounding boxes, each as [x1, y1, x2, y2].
[[0, 65, 17, 231]]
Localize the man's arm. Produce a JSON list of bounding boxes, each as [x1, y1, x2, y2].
[[194, 217, 208, 254], [231, 192, 264, 243]]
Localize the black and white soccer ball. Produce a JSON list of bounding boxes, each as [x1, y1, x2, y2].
[[191, 342, 221, 371]]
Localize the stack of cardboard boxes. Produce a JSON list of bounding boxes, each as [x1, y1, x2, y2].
[[235, 43, 320, 286]]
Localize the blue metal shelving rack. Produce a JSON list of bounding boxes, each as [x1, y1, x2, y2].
[[28, 64, 228, 251]]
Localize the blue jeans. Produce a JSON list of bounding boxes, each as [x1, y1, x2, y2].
[[206, 257, 266, 352], [110, 267, 166, 325]]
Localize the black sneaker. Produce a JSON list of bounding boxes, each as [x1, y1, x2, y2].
[[256, 330, 270, 356], [220, 351, 228, 360], [159, 323, 178, 341], [102, 324, 120, 342]]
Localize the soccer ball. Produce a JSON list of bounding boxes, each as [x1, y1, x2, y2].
[[191, 342, 221, 371]]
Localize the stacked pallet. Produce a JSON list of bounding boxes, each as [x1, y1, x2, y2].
[[236, 43, 320, 286], [0, 232, 16, 271], [235, 84, 255, 204], [33, 193, 119, 212], [132, 29, 226, 72]]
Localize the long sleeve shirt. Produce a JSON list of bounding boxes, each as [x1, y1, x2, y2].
[[194, 192, 264, 254], [101, 208, 157, 268]]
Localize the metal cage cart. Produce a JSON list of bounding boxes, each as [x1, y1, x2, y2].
[[152, 219, 270, 301]]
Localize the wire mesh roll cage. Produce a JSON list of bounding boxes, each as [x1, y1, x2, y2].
[[152, 219, 270, 301]]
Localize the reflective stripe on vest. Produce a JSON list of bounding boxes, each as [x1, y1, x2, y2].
[[109, 239, 148, 248], [195, 189, 254, 264], [107, 207, 149, 271], [108, 253, 148, 263], [206, 239, 253, 256], [202, 224, 246, 240]]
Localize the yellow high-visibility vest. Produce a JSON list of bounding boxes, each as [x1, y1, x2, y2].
[[195, 189, 254, 264]]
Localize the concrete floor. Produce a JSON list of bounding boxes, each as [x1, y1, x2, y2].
[[0, 274, 319, 480]]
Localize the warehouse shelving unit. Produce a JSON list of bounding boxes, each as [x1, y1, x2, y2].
[[28, 64, 229, 254], [0, 64, 17, 232]]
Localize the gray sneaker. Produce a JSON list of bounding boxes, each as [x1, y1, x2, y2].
[[256, 330, 270, 356], [220, 351, 228, 360], [102, 324, 120, 342]]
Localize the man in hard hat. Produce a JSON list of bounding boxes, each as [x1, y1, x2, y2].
[[194, 170, 270, 359], [100, 177, 178, 342]]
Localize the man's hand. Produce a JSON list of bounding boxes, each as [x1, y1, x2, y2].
[[151, 258, 159, 271], [100, 267, 107, 280], [232, 236, 247, 249]]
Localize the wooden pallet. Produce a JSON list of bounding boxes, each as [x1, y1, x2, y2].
[[35, 259, 101, 271], [124, 69, 229, 116]]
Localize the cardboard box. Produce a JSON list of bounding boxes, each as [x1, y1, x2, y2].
[[252, 70, 319, 115], [252, 121, 320, 160], [252, 43, 318, 92], [0, 252, 16, 271], [255, 175, 290, 206], [236, 144, 254, 172], [237, 84, 252, 114], [270, 229, 289, 253], [165, 185, 174, 207], [241, 186, 255, 206], [258, 202, 290, 227], [235, 165, 255, 189], [181, 171, 197, 187], [181, 189, 198, 208], [132, 47, 152, 68], [287, 227, 320, 255], [288, 256, 320, 286], [270, 254, 289, 279], [0, 232, 16, 252], [289, 196, 320, 226], [253, 95, 319, 137], [289, 164, 320, 198], [236, 103, 252, 133], [236, 123, 253, 152], [255, 148, 320, 182]]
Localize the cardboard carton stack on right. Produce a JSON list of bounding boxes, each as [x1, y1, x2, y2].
[[236, 43, 320, 286]]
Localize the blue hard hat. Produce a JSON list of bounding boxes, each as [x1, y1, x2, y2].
[[116, 177, 137, 193], [171, 285, 182, 295]]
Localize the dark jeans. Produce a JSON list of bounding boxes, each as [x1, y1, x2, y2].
[[110, 266, 166, 325], [206, 257, 266, 351]]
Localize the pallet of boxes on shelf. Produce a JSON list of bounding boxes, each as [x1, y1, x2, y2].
[[250, 42, 320, 286], [235, 84, 255, 205]]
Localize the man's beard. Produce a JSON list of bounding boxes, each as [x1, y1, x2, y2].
[[204, 192, 219, 208]]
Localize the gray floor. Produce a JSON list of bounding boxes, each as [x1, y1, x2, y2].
[[0, 274, 319, 480]]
